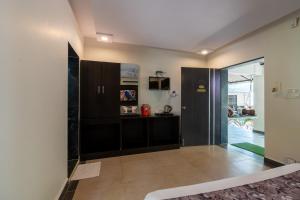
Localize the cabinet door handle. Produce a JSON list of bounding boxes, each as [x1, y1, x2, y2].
[[102, 86, 105, 94], [97, 86, 101, 95]]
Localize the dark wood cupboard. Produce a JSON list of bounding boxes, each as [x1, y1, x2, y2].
[[149, 117, 179, 146], [80, 60, 180, 160], [80, 60, 121, 157], [80, 60, 120, 119], [81, 115, 180, 160], [121, 117, 148, 149], [80, 120, 120, 154]]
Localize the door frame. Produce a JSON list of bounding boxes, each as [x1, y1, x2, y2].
[[219, 57, 265, 146]]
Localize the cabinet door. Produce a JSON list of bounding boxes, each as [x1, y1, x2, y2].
[[149, 117, 180, 146], [80, 61, 102, 118], [80, 120, 120, 154], [101, 62, 120, 118]]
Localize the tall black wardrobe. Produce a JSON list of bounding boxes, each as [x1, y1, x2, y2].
[[80, 60, 121, 160]]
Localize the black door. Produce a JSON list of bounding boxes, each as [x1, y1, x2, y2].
[[80, 61, 120, 119], [101, 62, 120, 118], [181, 68, 210, 146], [80, 60, 102, 119]]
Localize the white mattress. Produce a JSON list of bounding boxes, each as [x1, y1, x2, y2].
[[145, 163, 300, 200]]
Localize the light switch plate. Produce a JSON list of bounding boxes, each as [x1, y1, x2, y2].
[[286, 88, 300, 99]]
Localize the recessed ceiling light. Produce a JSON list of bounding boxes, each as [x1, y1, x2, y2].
[[96, 32, 113, 43], [197, 49, 213, 55], [201, 50, 209, 55], [101, 36, 108, 41]]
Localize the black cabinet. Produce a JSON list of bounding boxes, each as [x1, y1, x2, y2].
[[120, 115, 180, 154], [80, 61, 121, 159], [80, 60, 120, 119], [80, 119, 120, 154], [149, 117, 179, 146], [81, 114, 180, 160], [100, 63, 121, 118], [121, 117, 148, 149]]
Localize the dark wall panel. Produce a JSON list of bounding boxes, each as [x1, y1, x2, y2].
[[210, 69, 221, 145], [68, 43, 79, 177], [220, 69, 228, 144]]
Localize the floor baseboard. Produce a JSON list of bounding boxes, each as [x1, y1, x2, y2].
[[58, 180, 79, 200], [56, 178, 68, 200], [68, 159, 80, 178], [264, 157, 284, 168]]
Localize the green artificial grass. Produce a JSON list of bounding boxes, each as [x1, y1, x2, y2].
[[231, 142, 265, 156]]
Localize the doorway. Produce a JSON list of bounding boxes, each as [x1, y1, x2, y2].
[[222, 58, 265, 156], [68, 43, 80, 177]]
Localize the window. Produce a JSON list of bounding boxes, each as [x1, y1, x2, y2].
[[228, 95, 237, 108]]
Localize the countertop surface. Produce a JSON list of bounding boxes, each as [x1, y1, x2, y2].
[[120, 113, 179, 119]]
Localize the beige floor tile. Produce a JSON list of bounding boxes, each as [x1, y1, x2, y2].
[[74, 145, 269, 200], [122, 174, 171, 200], [121, 158, 165, 182]]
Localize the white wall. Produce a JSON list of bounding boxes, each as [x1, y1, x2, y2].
[[208, 10, 300, 163], [253, 74, 265, 132], [0, 0, 83, 199], [84, 38, 206, 114]]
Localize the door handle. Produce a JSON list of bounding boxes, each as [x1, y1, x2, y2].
[[102, 86, 105, 94], [97, 86, 101, 95], [182, 106, 186, 110]]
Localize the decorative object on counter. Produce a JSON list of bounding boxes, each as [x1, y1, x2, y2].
[[120, 106, 138, 115], [141, 104, 151, 117], [163, 105, 172, 114], [154, 105, 173, 116]]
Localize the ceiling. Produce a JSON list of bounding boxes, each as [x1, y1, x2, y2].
[[69, 0, 300, 53]]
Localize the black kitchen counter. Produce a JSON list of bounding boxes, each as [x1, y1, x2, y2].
[[120, 114, 179, 119]]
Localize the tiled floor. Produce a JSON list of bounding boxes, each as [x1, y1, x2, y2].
[[228, 124, 265, 147], [73, 146, 270, 200]]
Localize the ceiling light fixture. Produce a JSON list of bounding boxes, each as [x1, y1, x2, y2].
[[201, 50, 209, 55], [197, 49, 213, 56], [96, 32, 113, 43]]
